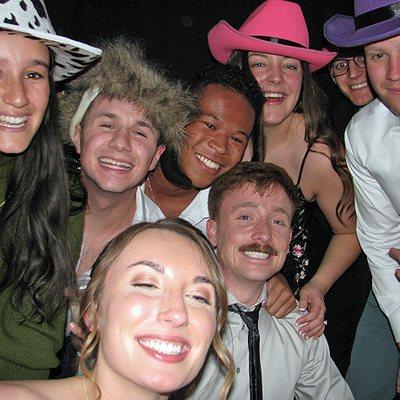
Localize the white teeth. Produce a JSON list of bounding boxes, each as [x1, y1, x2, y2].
[[0, 115, 28, 128], [264, 92, 284, 98], [244, 250, 269, 259], [350, 82, 368, 90], [99, 157, 132, 170], [196, 154, 220, 170], [138, 339, 186, 355]]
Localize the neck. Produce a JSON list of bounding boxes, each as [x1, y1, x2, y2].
[[263, 112, 299, 148], [147, 165, 199, 217], [83, 177, 137, 232], [88, 363, 168, 400], [223, 268, 265, 307]]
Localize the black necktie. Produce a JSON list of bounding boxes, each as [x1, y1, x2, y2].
[[229, 303, 263, 400]]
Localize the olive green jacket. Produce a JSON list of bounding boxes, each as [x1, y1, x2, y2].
[[0, 155, 84, 379]]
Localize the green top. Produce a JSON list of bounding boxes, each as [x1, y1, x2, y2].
[[0, 155, 84, 379]]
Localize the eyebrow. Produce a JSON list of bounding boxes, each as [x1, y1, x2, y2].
[[127, 259, 215, 287], [233, 202, 291, 219], [0, 58, 50, 70], [95, 112, 155, 131], [201, 112, 250, 138]]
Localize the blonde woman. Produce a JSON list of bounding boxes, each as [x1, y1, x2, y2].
[[0, 219, 233, 400]]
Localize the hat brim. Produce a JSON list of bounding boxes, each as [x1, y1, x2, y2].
[[324, 14, 400, 48], [208, 21, 336, 72], [0, 24, 101, 81]]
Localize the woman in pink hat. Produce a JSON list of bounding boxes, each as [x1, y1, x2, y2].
[[209, 0, 361, 342]]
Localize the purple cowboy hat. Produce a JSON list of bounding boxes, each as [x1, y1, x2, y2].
[[324, 0, 400, 47]]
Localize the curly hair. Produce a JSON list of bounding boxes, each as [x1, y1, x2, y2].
[[78, 218, 234, 400]]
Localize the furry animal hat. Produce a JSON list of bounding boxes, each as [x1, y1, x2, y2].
[[59, 37, 195, 153]]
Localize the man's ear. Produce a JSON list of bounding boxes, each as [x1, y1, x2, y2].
[[206, 218, 218, 247], [149, 144, 166, 171], [72, 124, 82, 155]]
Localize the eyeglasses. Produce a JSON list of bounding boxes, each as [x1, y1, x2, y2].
[[330, 56, 366, 77]]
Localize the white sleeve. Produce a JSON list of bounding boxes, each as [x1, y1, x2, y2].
[[345, 122, 400, 341]]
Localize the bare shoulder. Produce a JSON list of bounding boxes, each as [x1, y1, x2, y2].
[[0, 377, 82, 400], [0, 382, 44, 400]]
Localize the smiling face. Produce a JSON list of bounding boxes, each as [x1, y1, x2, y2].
[[95, 228, 217, 395], [365, 35, 400, 115], [73, 96, 165, 195], [248, 52, 303, 127], [207, 183, 293, 297], [179, 84, 255, 189], [0, 31, 50, 154], [331, 56, 374, 107]]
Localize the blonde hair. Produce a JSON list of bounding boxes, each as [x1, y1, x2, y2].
[[78, 218, 234, 399]]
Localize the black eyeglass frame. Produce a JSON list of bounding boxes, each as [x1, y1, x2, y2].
[[330, 56, 366, 77]]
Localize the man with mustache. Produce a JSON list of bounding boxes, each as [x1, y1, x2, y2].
[[186, 162, 352, 399]]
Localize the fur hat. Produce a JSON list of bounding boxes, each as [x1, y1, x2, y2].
[[59, 37, 195, 153]]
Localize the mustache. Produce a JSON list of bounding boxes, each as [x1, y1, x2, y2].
[[239, 243, 278, 256]]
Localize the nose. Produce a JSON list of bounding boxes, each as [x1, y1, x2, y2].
[[157, 292, 189, 328], [108, 127, 131, 152], [250, 220, 272, 243], [209, 132, 228, 155], [2, 76, 30, 109], [348, 60, 363, 79], [387, 56, 400, 81], [266, 64, 283, 85]]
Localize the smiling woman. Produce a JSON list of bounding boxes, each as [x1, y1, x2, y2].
[[0, 0, 101, 379], [0, 219, 234, 400]]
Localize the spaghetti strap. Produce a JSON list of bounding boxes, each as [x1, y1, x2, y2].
[[295, 144, 313, 186]]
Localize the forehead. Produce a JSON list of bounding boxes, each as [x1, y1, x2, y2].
[[248, 51, 302, 64], [365, 35, 400, 51], [104, 229, 210, 286], [198, 83, 247, 109], [0, 31, 49, 61], [219, 183, 293, 214]]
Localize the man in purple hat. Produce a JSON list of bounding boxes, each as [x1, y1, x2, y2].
[[325, 2, 400, 399]]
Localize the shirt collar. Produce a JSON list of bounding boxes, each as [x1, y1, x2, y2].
[[228, 284, 267, 312]]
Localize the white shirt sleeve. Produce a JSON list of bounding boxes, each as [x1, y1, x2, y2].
[[345, 110, 400, 341]]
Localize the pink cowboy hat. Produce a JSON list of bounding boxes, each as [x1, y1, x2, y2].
[[208, 0, 336, 72]]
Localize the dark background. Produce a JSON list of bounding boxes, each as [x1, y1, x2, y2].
[[47, 0, 354, 83]]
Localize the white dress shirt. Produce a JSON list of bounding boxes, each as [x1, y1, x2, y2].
[[345, 98, 400, 341], [186, 288, 353, 400], [134, 183, 210, 234]]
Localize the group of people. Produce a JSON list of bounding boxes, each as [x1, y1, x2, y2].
[[0, 0, 399, 399]]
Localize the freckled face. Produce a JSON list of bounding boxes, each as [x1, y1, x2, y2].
[[365, 35, 400, 115], [0, 32, 50, 154], [248, 52, 303, 127], [179, 84, 255, 189], [207, 183, 293, 289], [96, 229, 217, 395]]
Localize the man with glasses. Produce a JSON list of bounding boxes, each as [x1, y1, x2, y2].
[[325, 1, 400, 398], [329, 48, 375, 108]]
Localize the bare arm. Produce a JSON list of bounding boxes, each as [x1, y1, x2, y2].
[[297, 145, 361, 336]]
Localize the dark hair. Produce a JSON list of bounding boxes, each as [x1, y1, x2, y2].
[[0, 77, 74, 323], [230, 50, 354, 223], [160, 63, 264, 188], [208, 161, 297, 222]]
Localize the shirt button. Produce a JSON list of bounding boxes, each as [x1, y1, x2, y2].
[[236, 367, 240, 373]]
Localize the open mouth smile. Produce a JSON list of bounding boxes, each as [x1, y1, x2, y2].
[[0, 115, 28, 129], [350, 82, 368, 90], [99, 157, 132, 171], [195, 154, 221, 170]]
